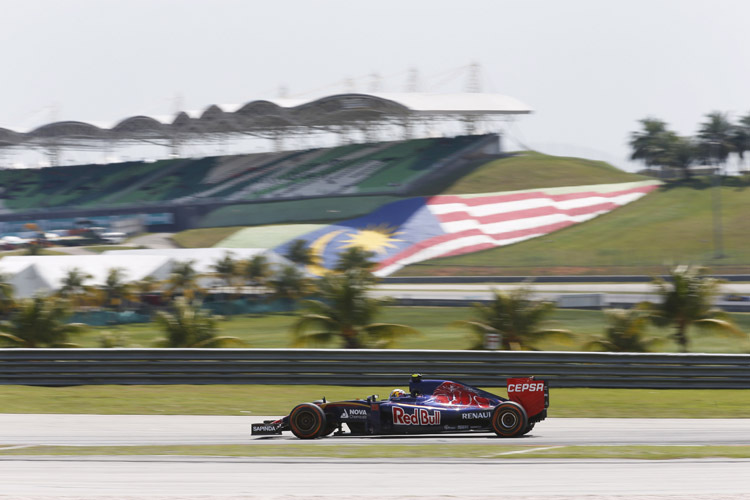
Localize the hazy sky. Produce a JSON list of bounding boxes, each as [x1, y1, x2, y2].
[[2, 0, 749, 170]]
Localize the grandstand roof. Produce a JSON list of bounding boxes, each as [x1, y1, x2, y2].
[[0, 92, 531, 149], [262, 93, 532, 115]]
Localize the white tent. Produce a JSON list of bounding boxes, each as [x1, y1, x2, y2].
[[0, 259, 54, 298], [103, 247, 292, 274], [0, 255, 173, 298], [0, 248, 294, 298]]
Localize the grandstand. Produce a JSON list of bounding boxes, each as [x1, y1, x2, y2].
[[0, 135, 503, 236], [0, 92, 529, 234], [0, 134, 495, 210]]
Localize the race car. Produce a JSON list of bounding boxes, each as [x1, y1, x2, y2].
[[251, 374, 548, 439]]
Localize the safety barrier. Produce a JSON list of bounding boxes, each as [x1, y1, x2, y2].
[[382, 274, 750, 283], [0, 349, 748, 389]]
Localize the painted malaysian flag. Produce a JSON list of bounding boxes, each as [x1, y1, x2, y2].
[[274, 180, 660, 277]]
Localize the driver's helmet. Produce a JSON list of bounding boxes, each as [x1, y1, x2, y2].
[[390, 388, 406, 399]]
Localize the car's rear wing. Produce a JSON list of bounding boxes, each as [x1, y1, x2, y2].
[[506, 377, 548, 418]]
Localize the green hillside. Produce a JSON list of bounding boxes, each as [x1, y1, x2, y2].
[[436, 151, 645, 194], [181, 152, 750, 277], [398, 179, 750, 276]]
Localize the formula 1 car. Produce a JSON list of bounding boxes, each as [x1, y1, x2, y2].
[[251, 374, 548, 439]]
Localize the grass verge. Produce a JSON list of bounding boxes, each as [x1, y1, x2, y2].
[[1, 444, 749, 460], [2, 386, 750, 417], [76, 307, 750, 353]]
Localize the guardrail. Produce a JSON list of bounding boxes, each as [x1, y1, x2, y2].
[[382, 275, 750, 283], [391, 296, 750, 313], [1, 349, 748, 389]]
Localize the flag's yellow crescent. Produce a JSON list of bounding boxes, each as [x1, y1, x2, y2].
[[305, 229, 346, 276]]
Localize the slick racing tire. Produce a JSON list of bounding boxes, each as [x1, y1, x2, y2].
[[289, 403, 327, 439], [521, 422, 535, 436], [491, 402, 528, 438]]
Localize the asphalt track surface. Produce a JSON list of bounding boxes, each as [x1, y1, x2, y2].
[[377, 283, 750, 293], [2, 415, 750, 498], [1, 457, 750, 499], [2, 415, 750, 446]]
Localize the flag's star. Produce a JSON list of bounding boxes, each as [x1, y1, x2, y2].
[[339, 224, 402, 254]]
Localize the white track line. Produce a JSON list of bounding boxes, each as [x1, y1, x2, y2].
[[490, 445, 564, 456]]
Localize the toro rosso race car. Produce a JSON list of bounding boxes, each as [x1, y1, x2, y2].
[[252, 374, 548, 439]]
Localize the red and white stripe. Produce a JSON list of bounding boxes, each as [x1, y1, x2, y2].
[[374, 183, 658, 276]]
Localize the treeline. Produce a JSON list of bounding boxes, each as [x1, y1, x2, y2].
[[0, 244, 413, 349], [629, 111, 750, 178], [0, 245, 746, 353], [0, 252, 315, 348]]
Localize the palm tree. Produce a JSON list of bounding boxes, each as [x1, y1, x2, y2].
[[211, 252, 238, 289], [458, 288, 570, 350], [241, 254, 273, 292], [584, 308, 665, 352], [0, 273, 15, 319], [645, 266, 743, 352], [697, 111, 735, 169], [732, 112, 750, 172], [664, 134, 698, 180], [154, 297, 243, 348], [0, 296, 85, 348], [629, 118, 674, 175], [165, 260, 202, 300], [292, 270, 418, 348], [269, 265, 313, 303], [58, 267, 93, 308], [132, 276, 160, 314], [334, 247, 377, 273], [100, 267, 133, 311], [135, 275, 158, 295], [285, 239, 315, 266]]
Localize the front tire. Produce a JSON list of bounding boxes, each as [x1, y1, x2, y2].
[[491, 402, 528, 438], [289, 403, 327, 439]]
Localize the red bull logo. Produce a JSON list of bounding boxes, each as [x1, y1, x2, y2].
[[392, 406, 441, 426]]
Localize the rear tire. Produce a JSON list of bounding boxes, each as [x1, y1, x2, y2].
[[521, 422, 535, 436], [289, 403, 327, 439], [491, 402, 528, 438]]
